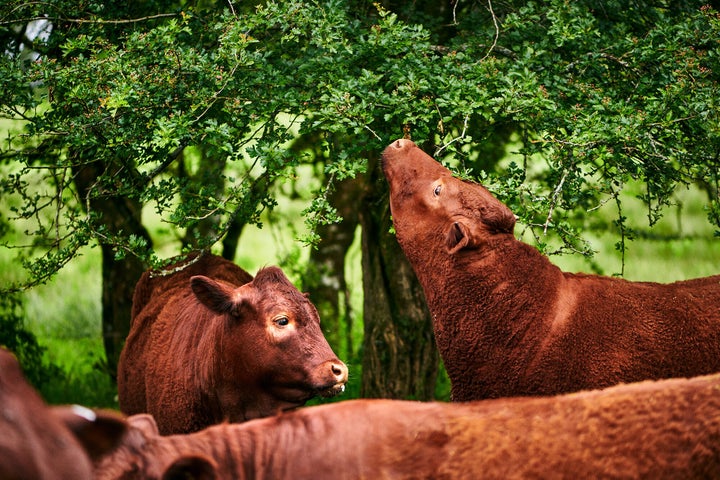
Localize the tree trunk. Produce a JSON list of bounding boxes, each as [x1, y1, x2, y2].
[[99, 244, 147, 381], [73, 158, 151, 381], [221, 219, 246, 261], [179, 146, 227, 250], [221, 175, 271, 261], [359, 155, 438, 400], [304, 177, 362, 360]]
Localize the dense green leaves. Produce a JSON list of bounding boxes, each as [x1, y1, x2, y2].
[[489, 1, 720, 244], [1, 0, 719, 289]]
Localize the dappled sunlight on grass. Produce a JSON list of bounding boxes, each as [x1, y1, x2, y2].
[[37, 337, 118, 408]]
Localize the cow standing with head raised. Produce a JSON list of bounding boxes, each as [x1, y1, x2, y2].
[[117, 253, 348, 434], [382, 138, 720, 401]]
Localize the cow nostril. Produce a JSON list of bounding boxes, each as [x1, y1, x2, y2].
[[330, 362, 348, 382], [393, 138, 416, 150]]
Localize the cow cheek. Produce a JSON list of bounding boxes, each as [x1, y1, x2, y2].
[[264, 325, 318, 373], [270, 326, 323, 379], [215, 327, 265, 384], [230, 324, 302, 380]]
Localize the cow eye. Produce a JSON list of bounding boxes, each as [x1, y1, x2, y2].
[[274, 316, 290, 327], [433, 184, 442, 196]]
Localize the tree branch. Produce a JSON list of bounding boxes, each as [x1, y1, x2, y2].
[[0, 12, 180, 27]]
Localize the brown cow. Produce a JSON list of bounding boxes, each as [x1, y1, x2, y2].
[[95, 373, 720, 479], [0, 347, 126, 479], [382, 138, 720, 401], [117, 253, 348, 434]]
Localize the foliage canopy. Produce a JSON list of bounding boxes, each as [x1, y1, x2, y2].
[[1, 0, 719, 282]]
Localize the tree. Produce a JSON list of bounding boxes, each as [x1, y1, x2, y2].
[[359, 146, 438, 399], [1, 0, 719, 397]]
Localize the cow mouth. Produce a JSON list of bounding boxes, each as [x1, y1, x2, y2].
[[317, 382, 346, 398], [273, 381, 347, 405]]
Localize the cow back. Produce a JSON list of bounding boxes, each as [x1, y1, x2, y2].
[[96, 374, 720, 479], [119, 254, 252, 419]]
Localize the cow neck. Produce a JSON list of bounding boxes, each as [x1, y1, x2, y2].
[[149, 424, 255, 479], [186, 414, 323, 480], [426, 234, 566, 378]]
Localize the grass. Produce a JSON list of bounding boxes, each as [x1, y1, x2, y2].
[[38, 338, 117, 408], [1, 246, 116, 407], [545, 184, 720, 281]]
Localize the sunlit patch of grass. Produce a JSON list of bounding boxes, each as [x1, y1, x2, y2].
[[553, 233, 720, 281], [0, 246, 113, 406], [38, 337, 118, 408]]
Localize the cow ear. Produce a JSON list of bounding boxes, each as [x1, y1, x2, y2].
[[162, 455, 217, 480], [446, 221, 473, 254], [191, 276, 235, 314], [128, 413, 160, 436], [52, 405, 127, 461]]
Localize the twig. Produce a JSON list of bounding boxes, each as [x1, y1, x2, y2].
[[543, 169, 568, 234], [364, 124, 381, 141], [587, 194, 614, 213], [150, 251, 206, 278], [613, 190, 627, 276], [480, 0, 499, 62], [434, 114, 470, 157], [192, 61, 242, 125], [226, 0, 236, 17]]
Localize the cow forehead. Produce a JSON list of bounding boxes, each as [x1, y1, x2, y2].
[[252, 266, 294, 288], [261, 294, 318, 321], [385, 149, 492, 207], [237, 285, 318, 323]]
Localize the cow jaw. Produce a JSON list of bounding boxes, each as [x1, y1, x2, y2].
[[273, 353, 348, 397], [319, 382, 346, 398], [268, 371, 348, 405], [266, 372, 347, 408]]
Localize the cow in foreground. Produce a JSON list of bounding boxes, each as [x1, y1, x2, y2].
[[117, 253, 348, 434], [382, 138, 720, 401], [96, 373, 720, 479], [0, 347, 125, 479]]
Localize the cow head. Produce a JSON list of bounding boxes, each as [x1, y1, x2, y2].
[[382, 139, 516, 257], [190, 266, 348, 421], [93, 414, 218, 480]]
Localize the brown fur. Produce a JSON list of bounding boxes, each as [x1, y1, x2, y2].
[[382, 138, 720, 401], [117, 253, 348, 434], [96, 374, 720, 479], [0, 348, 125, 479]]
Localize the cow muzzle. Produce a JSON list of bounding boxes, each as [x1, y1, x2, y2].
[[318, 361, 349, 398]]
